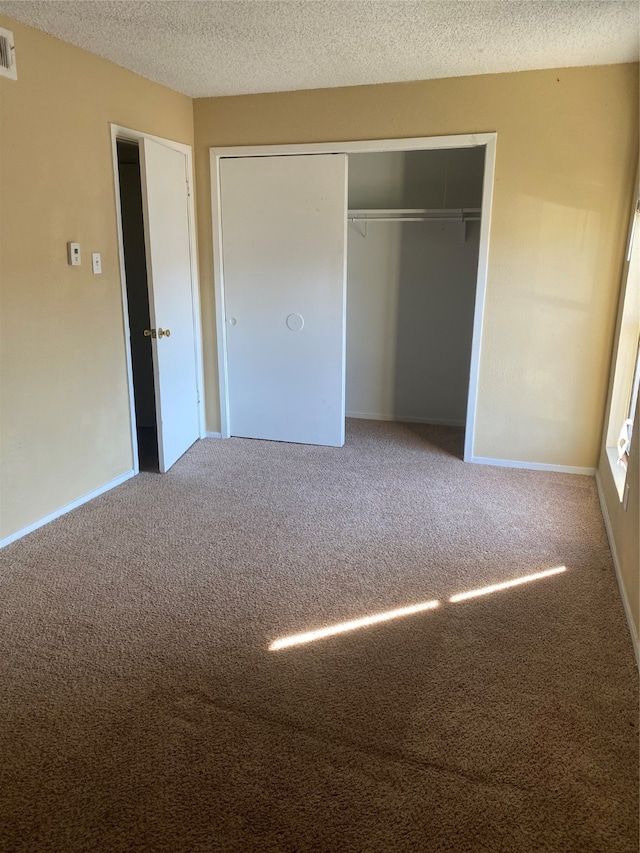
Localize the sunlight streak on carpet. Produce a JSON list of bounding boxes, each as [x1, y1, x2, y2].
[[449, 566, 567, 603], [269, 600, 440, 650]]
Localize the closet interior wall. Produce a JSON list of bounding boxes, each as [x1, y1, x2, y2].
[[346, 147, 485, 428]]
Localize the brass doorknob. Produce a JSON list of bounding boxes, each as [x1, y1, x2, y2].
[[143, 328, 156, 338], [158, 328, 171, 338]]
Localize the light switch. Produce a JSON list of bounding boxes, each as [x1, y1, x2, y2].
[[67, 242, 81, 266], [92, 252, 102, 274]]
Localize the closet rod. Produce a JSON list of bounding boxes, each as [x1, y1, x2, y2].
[[347, 207, 481, 222]]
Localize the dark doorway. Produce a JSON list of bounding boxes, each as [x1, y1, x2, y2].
[[116, 140, 159, 472]]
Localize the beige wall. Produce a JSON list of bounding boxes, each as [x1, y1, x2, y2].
[[194, 64, 639, 468], [0, 18, 194, 540]]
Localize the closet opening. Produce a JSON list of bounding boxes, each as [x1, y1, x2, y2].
[[116, 139, 159, 472], [210, 133, 496, 459], [346, 147, 485, 456]]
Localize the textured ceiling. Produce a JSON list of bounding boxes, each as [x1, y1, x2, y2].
[[1, 1, 638, 98]]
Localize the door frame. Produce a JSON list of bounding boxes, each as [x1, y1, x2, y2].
[[110, 124, 205, 474], [210, 132, 497, 461]]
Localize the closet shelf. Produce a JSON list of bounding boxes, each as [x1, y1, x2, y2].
[[347, 208, 481, 223]]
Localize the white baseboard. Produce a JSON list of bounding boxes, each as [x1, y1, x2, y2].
[[0, 469, 136, 550], [204, 431, 222, 438], [469, 455, 596, 476], [347, 412, 396, 422], [347, 412, 465, 427], [595, 471, 640, 671], [399, 415, 466, 427]]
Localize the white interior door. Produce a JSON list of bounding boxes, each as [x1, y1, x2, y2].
[[220, 154, 347, 447], [139, 138, 200, 471]]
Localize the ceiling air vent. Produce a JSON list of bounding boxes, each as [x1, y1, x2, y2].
[[0, 27, 17, 80]]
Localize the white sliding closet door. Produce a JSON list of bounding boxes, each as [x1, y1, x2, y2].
[[220, 154, 348, 447]]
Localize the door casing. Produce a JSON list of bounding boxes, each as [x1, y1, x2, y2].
[[110, 124, 205, 474], [210, 133, 497, 462]]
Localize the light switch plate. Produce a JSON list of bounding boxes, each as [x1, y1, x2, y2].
[[67, 242, 81, 266], [0, 27, 17, 81], [92, 252, 102, 274]]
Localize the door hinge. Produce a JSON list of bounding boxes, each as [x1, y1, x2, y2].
[[186, 179, 191, 198]]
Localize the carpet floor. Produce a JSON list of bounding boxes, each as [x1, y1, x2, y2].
[[0, 420, 637, 852]]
